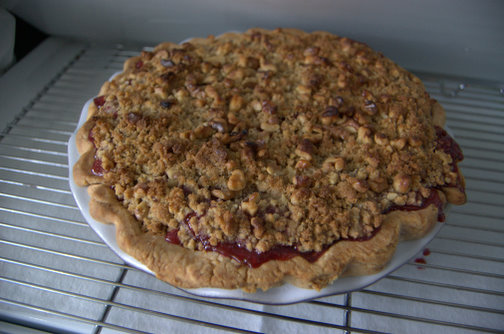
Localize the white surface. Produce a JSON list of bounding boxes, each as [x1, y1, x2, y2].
[[2, 0, 504, 81], [68, 97, 445, 305]]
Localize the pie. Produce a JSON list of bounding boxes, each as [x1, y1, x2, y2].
[[73, 28, 466, 292]]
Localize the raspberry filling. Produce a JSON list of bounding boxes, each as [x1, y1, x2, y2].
[[166, 212, 382, 268], [435, 126, 465, 193], [93, 96, 106, 108], [87, 127, 104, 176], [91, 159, 104, 176], [435, 126, 463, 163], [165, 229, 181, 245], [166, 189, 443, 268], [163, 128, 464, 268]]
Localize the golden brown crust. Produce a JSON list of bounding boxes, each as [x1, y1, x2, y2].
[[87, 184, 440, 291], [432, 101, 446, 127], [73, 150, 103, 187], [73, 28, 466, 291]]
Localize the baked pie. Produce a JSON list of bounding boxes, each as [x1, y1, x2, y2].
[[73, 28, 466, 292]]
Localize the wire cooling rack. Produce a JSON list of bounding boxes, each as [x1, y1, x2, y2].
[[0, 44, 503, 334]]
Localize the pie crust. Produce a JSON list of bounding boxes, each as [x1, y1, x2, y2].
[[73, 28, 466, 292]]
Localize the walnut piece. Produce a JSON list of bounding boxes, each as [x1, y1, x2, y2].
[[227, 169, 246, 191], [393, 173, 412, 193]]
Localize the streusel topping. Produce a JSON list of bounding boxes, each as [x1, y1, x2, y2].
[[88, 28, 456, 253]]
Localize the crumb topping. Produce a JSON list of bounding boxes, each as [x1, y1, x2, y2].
[[88, 28, 457, 253]]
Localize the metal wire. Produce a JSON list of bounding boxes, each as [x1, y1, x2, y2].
[[0, 44, 502, 333]]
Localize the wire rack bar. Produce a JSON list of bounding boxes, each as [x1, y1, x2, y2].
[[1, 278, 261, 334], [0, 257, 373, 333]]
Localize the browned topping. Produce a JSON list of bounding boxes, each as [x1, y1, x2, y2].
[[88, 28, 460, 254]]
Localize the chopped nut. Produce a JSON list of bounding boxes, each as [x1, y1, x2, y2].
[[154, 87, 168, 99], [290, 188, 309, 205], [194, 99, 206, 107], [216, 41, 232, 56], [352, 179, 369, 193], [241, 199, 258, 216], [260, 61, 277, 72], [174, 88, 188, 102], [219, 129, 247, 144], [194, 125, 213, 138], [241, 192, 259, 216], [303, 46, 320, 56], [408, 136, 422, 147], [251, 217, 265, 238], [261, 100, 277, 114], [257, 148, 267, 157], [296, 85, 311, 95], [202, 74, 218, 84], [391, 138, 407, 150], [209, 118, 228, 133], [225, 160, 238, 171], [322, 157, 337, 171], [295, 139, 315, 160], [265, 165, 276, 175], [322, 106, 339, 117], [321, 106, 339, 125], [251, 99, 262, 111], [260, 122, 280, 132], [306, 126, 324, 143], [420, 186, 431, 198], [329, 96, 344, 107], [363, 100, 378, 115], [328, 172, 339, 184], [223, 78, 234, 88], [228, 68, 245, 80], [386, 192, 398, 201], [155, 49, 168, 60], [205, 85, 222, 105], [293, 175, 312, 187], [354, 110, 369, 125], [334, 157, 345, 171], [303, 55, 317, 65], [217, 211, 236, 236], [160, 58, 174, 68], [369, 177, 388, 193], [365, 155, 380, 168], [357, 126, 372, 144], [179, 130, 193, 140], [229, 94, 244, 111], [227, 112, 239, 125], [393, 195, 407, 206], [374, 133, 389, 146], [200, 61, 212, 73], [211, 189, 233, 200], [227, 169, 246, 191], [295, 159, 311, 169], [393, 173, 412, 193], [344, 119, 359, 133], [237, 54, 248, 67]]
